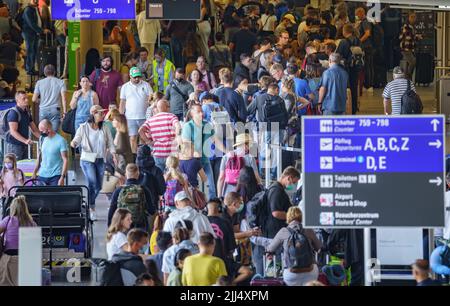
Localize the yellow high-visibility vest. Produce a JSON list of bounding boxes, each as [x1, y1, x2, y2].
[[152, 59, 175, 94]]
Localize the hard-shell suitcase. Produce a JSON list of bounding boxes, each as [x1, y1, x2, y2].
[[415, 52, 434, 86], [250, 255, 285, 286]]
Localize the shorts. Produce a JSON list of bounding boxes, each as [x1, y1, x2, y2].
[[127, 119, 146, 136]]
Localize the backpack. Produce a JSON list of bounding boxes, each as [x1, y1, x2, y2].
[[164, 179, 184, 210], [210, 222, 226, 260], [246, 188, 272, 228], [90, 258, 124, 286], [117, 185, 147, 227], [327, 230, 347, 259], [401, 80, 423, 114], [263, 96, 289, 129], [15, 6, 27, 30], [346, 39, 365, 70], [286, 226, 314, 271], [224, 153, 244, 185], [91, 68, 101, 92], [210, 104, 230, 125], [0, 106, 21, 138]]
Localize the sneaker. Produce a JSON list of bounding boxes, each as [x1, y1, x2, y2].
[[90, 210, 97, 221]]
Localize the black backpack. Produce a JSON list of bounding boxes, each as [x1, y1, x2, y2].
[[246, 189, 269, 229], [286, 226, 314, 271], [401, 80, 423, 114], [262, 96, 289, 129], [91, 258, 124, 286], [15, 6, 27, 30]]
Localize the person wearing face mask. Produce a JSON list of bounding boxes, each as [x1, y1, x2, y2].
[[32, 119, 68, 186], [71, 105, 116, 221], [264, 166, 300, 238], [119, 67, 153, 154], [250, 166, 300, 275], [220, 192, 255, 285], [217, 133, 261, 198], [151, 48, 175, 94], [0, 153, 24, 200], [182, 104, 227, 199], [165, 68, 194, 121], [89, 55, 123, 110]]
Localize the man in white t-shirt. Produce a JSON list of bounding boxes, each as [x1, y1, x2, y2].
[[120, 67, 153, 153]]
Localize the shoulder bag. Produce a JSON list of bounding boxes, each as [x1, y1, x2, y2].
[[80, 124, 98, 163]]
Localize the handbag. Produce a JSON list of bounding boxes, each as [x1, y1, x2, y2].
[[80, 124, 98, 163], [0, 217, 12, 259], [80, 151, 97, 163], [191, 187, 207, 210], [61, 108, 76, 135], [100, 171, 119, 194]]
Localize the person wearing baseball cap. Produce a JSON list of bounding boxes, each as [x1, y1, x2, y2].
[[119, 66, 153, 153], [71, 100, 116, 221], [162, 191, 216, 244]]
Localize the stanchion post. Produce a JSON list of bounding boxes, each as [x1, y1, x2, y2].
[[364, 228, 372, 286], [277, 145, 282, 179], [265, 142, 270, 189]]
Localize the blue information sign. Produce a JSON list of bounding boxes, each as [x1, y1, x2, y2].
[[52, 0, 136, 20], [302, 116, 445, 228]]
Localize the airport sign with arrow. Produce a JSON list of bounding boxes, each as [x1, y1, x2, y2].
[[302, 115, 445, 228]]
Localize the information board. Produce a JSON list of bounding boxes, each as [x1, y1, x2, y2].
[[52, 0, 136, 20], [146, 0, 200, 20], [302, 116, 445, 228]]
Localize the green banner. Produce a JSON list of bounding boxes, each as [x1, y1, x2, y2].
[[68, 22, 81, 90]]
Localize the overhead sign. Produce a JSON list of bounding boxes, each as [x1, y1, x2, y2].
[[53, 0, 136, 20], [146, 0, 201, 20], [302, 116, 445, 228]]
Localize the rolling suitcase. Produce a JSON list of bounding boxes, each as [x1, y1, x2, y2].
[[38, 33, 57, 77], [56, 46, 65, 78], [415, 52, 434, 86], [250, 255, 285, 286]]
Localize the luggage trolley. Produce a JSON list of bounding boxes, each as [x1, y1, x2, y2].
[[3, 185, 93, 271]]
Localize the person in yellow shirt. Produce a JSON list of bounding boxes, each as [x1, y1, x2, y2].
[[182, 232, 227, 286]]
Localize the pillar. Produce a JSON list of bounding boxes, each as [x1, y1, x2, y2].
[[79, 20, 104, 70]]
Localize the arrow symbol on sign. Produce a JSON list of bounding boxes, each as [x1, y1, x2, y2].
[[429, 177, 442, 186], [431, 119, 440, 132], [428, 139, 442, 149]]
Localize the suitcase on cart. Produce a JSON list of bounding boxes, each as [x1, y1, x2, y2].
[[250, 255, 285, 286]]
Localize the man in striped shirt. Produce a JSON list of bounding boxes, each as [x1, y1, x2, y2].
[[382, 66, 416, 116], [139, 100, 181, 172]]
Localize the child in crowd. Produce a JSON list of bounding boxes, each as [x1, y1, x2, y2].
[[167, 248, 192, 286], [0, 153, 24, 200]]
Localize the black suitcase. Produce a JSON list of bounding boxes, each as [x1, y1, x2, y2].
[[373, 64, 387, 88], [56, 46, 65, 77], [415, 52, 434, 86], [38, 33, 57, 77]]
